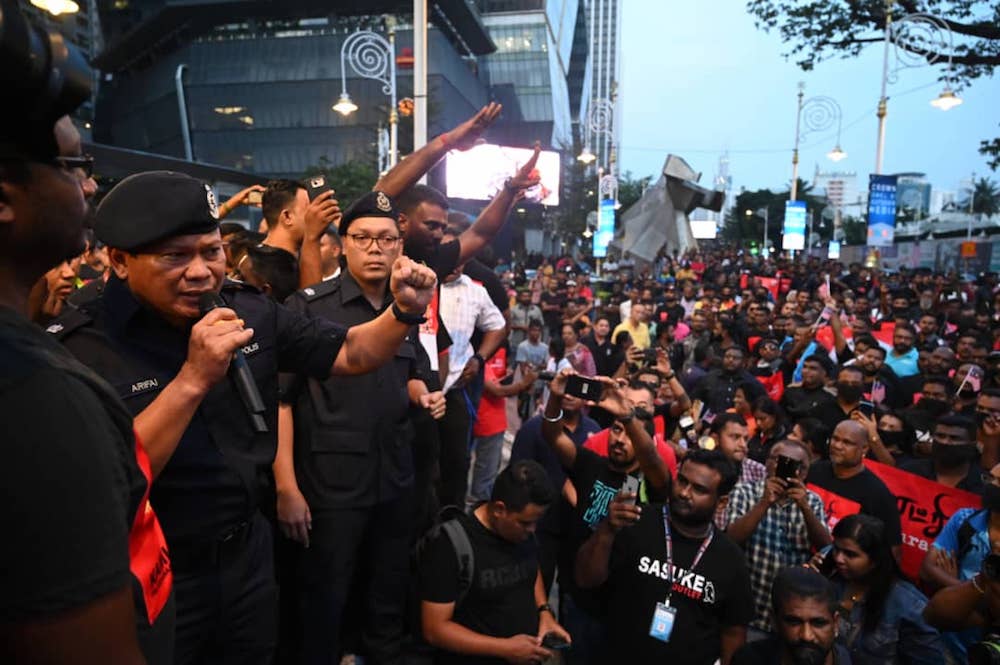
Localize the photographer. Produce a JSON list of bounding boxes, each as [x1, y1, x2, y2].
[[726, 440, 831, 637]]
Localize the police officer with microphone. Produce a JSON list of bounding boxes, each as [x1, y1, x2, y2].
[[49, 170, 438, 665]]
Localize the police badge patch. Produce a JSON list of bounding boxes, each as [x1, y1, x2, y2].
[[376, 191, 392, 212], [206, 184, 220, 219]]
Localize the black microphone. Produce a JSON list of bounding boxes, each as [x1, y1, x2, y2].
[[198, 293, 269, 433]]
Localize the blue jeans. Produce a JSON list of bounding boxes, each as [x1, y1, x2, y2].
[[467, 431, 505, 509]]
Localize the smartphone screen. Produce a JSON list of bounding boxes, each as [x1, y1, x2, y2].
[[247, 190, 263, 205]]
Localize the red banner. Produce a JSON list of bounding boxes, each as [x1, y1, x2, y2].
[[865, 460, 980, 580], [806, 483, 861, 533], [759, 277, 779, 301]]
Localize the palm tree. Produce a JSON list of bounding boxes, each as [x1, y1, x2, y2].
[[961, 177, 1000, 216]]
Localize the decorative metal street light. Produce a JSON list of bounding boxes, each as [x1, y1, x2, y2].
[[578, 98, 614, 164], [790, 83, 845, 200], [875, 4, 963, 173], [334, 24, 398, 168]]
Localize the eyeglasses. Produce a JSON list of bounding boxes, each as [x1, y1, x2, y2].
[[347, 233, 402, 250], [52, 154, 95, 178]]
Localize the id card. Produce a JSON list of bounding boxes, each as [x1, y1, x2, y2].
[[649, 602, 677, 643]]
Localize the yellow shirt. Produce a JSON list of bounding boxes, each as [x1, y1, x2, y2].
[[612, 319, 651, 349]]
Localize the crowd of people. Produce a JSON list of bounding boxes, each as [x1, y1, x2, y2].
[[6, 14, 1000, 665]]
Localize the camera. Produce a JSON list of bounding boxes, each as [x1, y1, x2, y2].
[[0, 0, 92, 144], [564, 375, 605, 401], [642, 348, 658, 365]]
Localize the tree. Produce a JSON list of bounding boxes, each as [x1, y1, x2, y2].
[[725, 178, 826, 246], [960, 176, 1000, 215], [618, 170, 653, 211], [301, 157, 379, 209], [747, 0, 1000, 168], [841, 215, 867, 245]]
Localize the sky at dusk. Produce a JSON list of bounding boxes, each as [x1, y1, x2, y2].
[[618, 2, 1000, 199]]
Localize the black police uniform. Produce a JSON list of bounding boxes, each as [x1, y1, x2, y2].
[[53, 275, 348, 664], [281, 190, 431, 664], [284, 271, 429, 664], [50, 171, 351, 665]]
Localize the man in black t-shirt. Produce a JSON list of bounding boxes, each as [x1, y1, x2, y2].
[[419, 460, 570, 664], [575, 449, 752, 664], [781, 353, 837, 423], [806, 420, 903, 550], [732, 567, 851, 665]]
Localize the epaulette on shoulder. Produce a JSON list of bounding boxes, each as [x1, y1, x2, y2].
[[222, 279, 262, 294], [44, 307, 93, 340], [297, 277, 341, 302]]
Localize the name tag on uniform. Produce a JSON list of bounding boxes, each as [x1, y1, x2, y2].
[[649, 602, 676, 643]]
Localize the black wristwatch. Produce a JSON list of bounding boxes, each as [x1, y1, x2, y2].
[[472, 353, 486, 366], [618, 408, 637, 424], [391, 301, 427, 325], [537, 603, 554, 616]]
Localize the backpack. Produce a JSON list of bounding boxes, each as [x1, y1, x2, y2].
[[413, 505, 476, 606]]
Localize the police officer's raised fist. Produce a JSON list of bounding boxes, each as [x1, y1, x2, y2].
[[390, 256, 437, 314]]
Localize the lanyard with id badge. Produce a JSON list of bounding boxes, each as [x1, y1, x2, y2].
[[649, 506, 714, 643]]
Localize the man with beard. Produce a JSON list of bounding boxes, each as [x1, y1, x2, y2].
[[509, 288, 543, 348], [692, 346, 766, 417], [953, 363, 985, 415], [853, 340, 906, 409], [705, 413, 766, 528], [781, 354, 837, 423], [884, 322, 920, 378], [928, 345, 958, 377], [806, 421, 902, 554], [574, 449, 753, 664], [681, 310, 712, 372], [916, 313, 944, 348], [541, 369, 671, 663], [732, 567, 851, 665], [899, 415, 984, 493]]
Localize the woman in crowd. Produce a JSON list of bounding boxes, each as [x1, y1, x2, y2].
[[810, 514, 944, 665], [746, 396, 788, 463], [561, 322, 596, 377], [728, 383, 759, 439]]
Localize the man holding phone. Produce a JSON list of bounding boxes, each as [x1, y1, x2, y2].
[[725, 440, 831, 638], [541, 369, 671, 662]]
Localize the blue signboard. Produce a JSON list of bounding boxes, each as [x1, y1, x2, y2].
[[592, 199, 616, 258], [783, 200, 807, 250], [867, 174, 898, 247]]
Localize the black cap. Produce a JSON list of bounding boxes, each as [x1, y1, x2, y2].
[[339, 190, 399, 236], [95, 171, 221, 251]]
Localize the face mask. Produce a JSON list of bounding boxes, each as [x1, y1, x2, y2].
[[787, 642, 830, 665], [836, 382, 863, 403], [917, 398, 950, 416], [976, 411, 991, 428], [878, 429, 910, 452], [983, 484, 1000, 512], [932, 442, 977, 468]]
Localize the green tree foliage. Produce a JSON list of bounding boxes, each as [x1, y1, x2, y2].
[[960, 176, 1000, 214], [746, 0, 1000, 168], [302, 157, 379, 209], [725, 178, 827, 246], [618, 171, 653, 211]]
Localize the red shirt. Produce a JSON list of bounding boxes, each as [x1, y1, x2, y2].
[[473, 348, 508, 437], [583, 428, 678, 477]]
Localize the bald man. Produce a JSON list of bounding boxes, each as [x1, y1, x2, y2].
[[806, 420, 903, 551]]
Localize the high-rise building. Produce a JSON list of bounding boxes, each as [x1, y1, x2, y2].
[[475, 0, 582, 150], [91, 2, 497, 178], [582, 0, 621, 174], [812, 167, 861, 211]]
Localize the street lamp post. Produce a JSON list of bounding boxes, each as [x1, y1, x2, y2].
[[578, 97, 614, 165], [746, 207, 770, 256], [333, 23, 398, 168], [790, 83, 845, 201], [875, 2, 962, 173]]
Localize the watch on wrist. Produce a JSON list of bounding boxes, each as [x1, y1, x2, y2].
[[391, 301, 427, 325], [473, 353, 486, 366], [503, 177, 519, 193], [618, 408, 636, 424], [537, 603, 554, 615]]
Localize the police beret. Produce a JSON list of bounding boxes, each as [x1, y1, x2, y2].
[[339, 190, 399, 235], [95, 171, 221, 250]]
